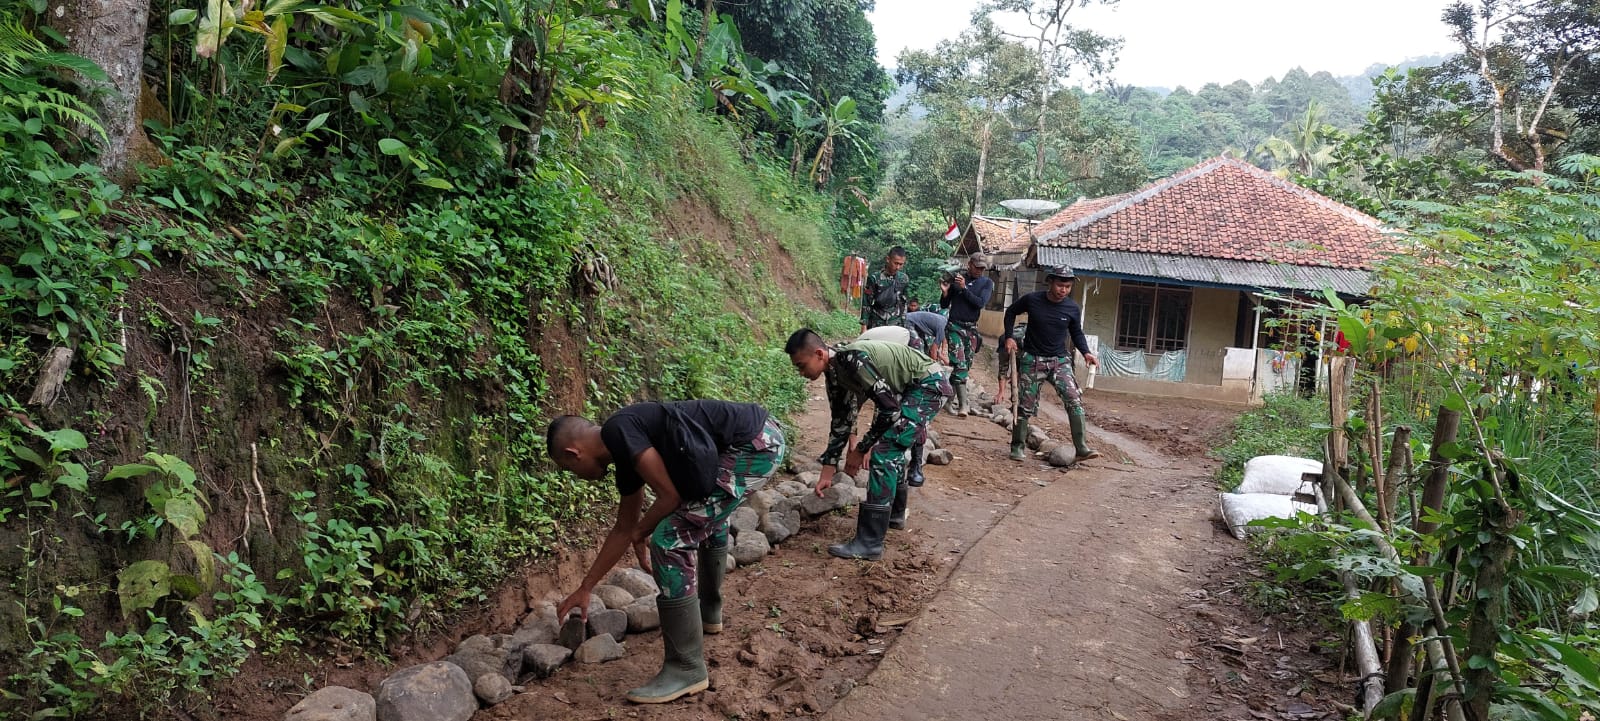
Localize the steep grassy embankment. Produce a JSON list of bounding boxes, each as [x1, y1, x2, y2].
[[1, 63, 851, 718]]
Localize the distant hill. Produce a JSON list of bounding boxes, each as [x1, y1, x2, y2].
[[1338, 54, 1452, 106]]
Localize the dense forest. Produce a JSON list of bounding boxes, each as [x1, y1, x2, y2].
[[2, 0, 1599, 718]]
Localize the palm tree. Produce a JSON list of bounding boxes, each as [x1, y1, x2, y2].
[[1254, 100, 1338, 178]]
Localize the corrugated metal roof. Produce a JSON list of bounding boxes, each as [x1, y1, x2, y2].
[[1036, 247, 1374, 296]]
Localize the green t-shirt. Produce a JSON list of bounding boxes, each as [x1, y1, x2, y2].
[[838, 340, 938, 393]]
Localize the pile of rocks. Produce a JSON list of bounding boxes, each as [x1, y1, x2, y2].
[[282, 461, 884, 721], [285, 568, 663, 721]]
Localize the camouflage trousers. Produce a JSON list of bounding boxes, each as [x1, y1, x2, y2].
[[1017, 353, 1083, 420], [865, 313, 905, 330], [648, 418, 785, 599], [948, 322, 980, 385], [864, 374, 951, 505]]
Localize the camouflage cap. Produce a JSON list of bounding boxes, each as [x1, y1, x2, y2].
[[1043, 265, 1076, 281]]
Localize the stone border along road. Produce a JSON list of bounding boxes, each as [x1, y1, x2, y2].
[[824, 400, 1230, 721]]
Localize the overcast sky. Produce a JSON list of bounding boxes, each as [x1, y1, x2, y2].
[[869, 0, 1461, 89]]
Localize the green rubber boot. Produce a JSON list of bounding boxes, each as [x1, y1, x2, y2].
[[697, 541, 728, 634], [1069, 407, 1101, 461], [954, 383, 971, 417], [1010, 419, 1029, 461], [625, 595, 709, 704], [828, 503, 891, 560]]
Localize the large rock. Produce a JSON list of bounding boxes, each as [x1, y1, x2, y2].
[[625, 598, 661, 632], [801, 483, 853, 516], [731, 532, 771, 566], [748, 489, 783, 515], [925, 429, 942, 450], [523, 644, 572, 679], [834, 472, 859, 489], [375, 662, 475, 721], [574, 634, 626, 664], [1048, 445, 1080, 467], [474, 673, 514, 706], [558, 614, 587, 650], [1026, 433, 1047, 451], [454, 634, 494, 656], [587, 608, 628, 641], [776, 480, 809, 497], [992, 410, 1013, 427], [284, 686, 375, 721], [725, 551, 736, 571], [729, 506, 760, 535], [795, 471, 821, 487], [760, 511, 795, 545], [606, 567, 659, 598], [925, 449, 954, 466], [592, 584, 634, 610], [513, 618, 556, 649], [851, 486, 868, 504], [586, 595, 607, 618], [443, 649, 518, 687], [1037, 438, 1062, 456]]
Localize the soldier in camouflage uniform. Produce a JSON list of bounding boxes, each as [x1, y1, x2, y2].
[[860, 246, 911, 332], [1002, 266, 1101, 463], [939, 252, 994, 415], [547, 401, 785, 704], [786, 329, 951, 559]]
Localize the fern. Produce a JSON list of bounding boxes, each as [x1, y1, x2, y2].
[[0, 10, 106, 138]]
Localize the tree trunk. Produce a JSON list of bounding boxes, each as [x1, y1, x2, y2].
[[974, 118, 993, 214], [48, 0, 155, 184]]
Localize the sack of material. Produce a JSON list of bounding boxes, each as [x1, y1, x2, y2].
[[1238, 455, 1322, 496], [1218, 492, 1317, 540]]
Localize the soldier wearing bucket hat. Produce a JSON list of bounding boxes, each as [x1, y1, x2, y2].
[[1001, 265, 1101, 463], [938, 252, 994, 416]]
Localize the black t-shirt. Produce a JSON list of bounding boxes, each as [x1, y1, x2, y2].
[[1003, 291, 1091, 358], [600, 400, 769, 497]]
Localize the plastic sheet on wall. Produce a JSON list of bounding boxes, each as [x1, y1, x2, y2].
[[1098, 348, 1187, 382]]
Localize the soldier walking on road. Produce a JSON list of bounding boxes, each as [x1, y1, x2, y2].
[[939, 252, 994, 416], [1002, 267, 1101, 463], [786, 330, 951, 558], [860, 247, 911, 332], [546, 401, 785, 704]]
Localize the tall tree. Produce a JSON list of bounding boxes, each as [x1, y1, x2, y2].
[[46, 0, 155, 182], [1443, 0, 1600, 171], [898, 28, 1036, 213], [977, 0, 1120, 193]]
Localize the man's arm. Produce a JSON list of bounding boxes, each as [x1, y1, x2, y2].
[[559, 488, 645, 620], [1003, 293, 1030, 343], [819, 366, 861, 466], [1070, 307, 1098, 368], [859, 276, 876, 328], [960, 276, 994, 309]]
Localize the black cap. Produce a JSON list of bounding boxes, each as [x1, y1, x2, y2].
[[1043, 266, 1076, 281]]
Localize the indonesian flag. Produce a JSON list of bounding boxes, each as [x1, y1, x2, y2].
[[943, 220, 961, 241]]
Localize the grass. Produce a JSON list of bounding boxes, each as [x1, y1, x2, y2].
[[1210, 392, 1328, 491]]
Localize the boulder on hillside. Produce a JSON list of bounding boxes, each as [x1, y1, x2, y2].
[[592, 584, 634, 610], [587, 608, 628, 642], [731, 532, 771, 566], [522, 644, 572, 679], [283, 686, 375, 721], [606, 568, 659, 598], [574, 634, 626, 664]]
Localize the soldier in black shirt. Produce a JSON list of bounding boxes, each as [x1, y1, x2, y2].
[[1002, 267, 1102, 463], [546, 400, 785, 704]]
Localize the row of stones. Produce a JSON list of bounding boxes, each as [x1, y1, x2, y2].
[[282, 430, 958, 721]]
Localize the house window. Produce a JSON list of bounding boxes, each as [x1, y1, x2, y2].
[[1115, 282, 1191, 352]]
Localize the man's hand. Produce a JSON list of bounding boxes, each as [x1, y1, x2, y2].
[[939, 280, 950, 294], [843, 447, 866, 478], [557, 588, 592, 622], [860, 323, 867, 334], [1004, 337, 1018, 353], [1083, 352, 1100, 369], [952, 273, 967, 289], [815, 465, 835, 497]]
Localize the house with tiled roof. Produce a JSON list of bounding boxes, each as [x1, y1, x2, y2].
[[962, 156, 1393, 404]]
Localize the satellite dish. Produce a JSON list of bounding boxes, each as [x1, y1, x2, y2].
[[999, 198, 1061, 218]]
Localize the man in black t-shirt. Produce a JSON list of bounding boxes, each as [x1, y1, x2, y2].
[[1002, 267, 1102, 463], [546, 400, 785, 704]]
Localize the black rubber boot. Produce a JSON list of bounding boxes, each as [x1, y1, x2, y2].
[[907, 442, 926, 487], [889, 482, 909, 530], [625, 594, 709, 704], [1010, 419, 1030, 460], [828, 503, 891, 560], [697, 541, 728, 634]]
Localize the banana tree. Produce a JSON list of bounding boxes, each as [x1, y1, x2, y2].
[[808, 94, 872, 188]]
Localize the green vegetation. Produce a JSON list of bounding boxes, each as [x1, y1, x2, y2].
[[0, 0, 877, 715], [1209, 393, 1327, 491]]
